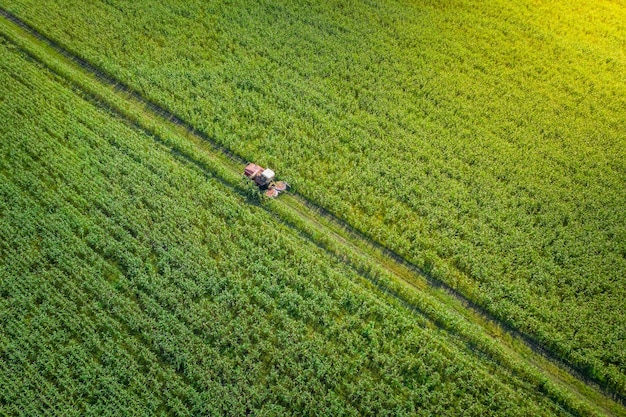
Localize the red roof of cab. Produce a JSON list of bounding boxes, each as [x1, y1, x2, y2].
[[244, 163, 263, 178]]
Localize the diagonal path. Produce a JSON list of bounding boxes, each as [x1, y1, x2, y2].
[[0, 9, 623, 417]]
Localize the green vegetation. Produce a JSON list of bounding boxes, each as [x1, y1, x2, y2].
[[2, 0, 623, 395], [0, 36, 589, 416], [2, 0, 625, 414]]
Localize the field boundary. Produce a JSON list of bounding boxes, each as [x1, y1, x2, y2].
[[1, 8, 623, 416]]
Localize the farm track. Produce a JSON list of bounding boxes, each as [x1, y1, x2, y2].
[[0, 8, 623, 416]]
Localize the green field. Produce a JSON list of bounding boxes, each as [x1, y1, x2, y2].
[[1, 0, 625, 415], [0, 36, 588, 416]]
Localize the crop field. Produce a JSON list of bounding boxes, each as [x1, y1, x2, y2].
[[0, 35, 593, 416], [3, 0, 624, 396], [0, 0, 624, 415]]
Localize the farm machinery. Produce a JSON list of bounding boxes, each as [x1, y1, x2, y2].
[[244, 163, 289, 198]]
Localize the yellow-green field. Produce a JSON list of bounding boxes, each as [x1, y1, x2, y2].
[[0, 0, 624, 415]]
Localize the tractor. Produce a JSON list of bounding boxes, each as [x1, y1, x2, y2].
[[243, 163, 289, 198]]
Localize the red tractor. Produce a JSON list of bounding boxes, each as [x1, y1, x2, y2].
[[244, 163, 289, 198]]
